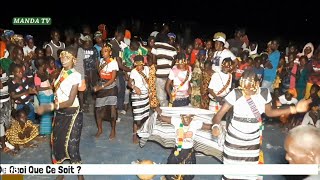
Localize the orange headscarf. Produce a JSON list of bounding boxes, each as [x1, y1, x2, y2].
[[125, 30, 131, 39], [0, 41, 6, 59]]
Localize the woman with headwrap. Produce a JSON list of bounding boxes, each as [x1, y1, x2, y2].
[[93, 44, 118, 140], [23, 35, 36, 62], [37, 47, 84, 180], [190, 50, 205, 108], [211, 69, 311, 180], [128, 55, 150, 144], [297, 42, 314, 60]]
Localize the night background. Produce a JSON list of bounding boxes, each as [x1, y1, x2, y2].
[[1, 1, 319, 51]]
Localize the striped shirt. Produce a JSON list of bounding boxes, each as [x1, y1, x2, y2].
[[0, 72, 9, 103], [151, 42, 177, 78]]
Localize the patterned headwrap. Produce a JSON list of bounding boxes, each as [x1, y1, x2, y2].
[[167, 32, 176, 39], [195, 38, 203, 47], [98, 24, 107, 40], [25, 35, 33, 41], [3, 30, 14, 38], [80, 34, 92, 42], [125, 30, 131, 39], [11, 34, 23, 44], [133, 55, 144, 66], [94, 31, 102, 39]]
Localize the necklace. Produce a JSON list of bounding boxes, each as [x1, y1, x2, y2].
[[174, 122, 190, 156]]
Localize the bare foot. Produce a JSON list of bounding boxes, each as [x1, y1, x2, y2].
[[133, 134, 139, 144], [56, 175, 65, 180], [109, 130, 116, 140], [95, 131, 102, 138]]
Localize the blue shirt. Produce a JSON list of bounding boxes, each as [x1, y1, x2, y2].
[[253, 67, 264, 81], [94, 44, 102, 61], [263, 50, 280, 82]]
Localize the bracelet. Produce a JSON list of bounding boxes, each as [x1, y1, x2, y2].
[[290, 106, 297, 114], [211, 124, 220, 130], [56, 103, 60, 110], [101, 84, 105, 88]]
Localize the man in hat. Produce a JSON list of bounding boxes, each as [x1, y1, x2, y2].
[[77, 35, 99, 112], [93, 31, 105, 61], [166, 53, 192, 107], [212, 32, 237, 73]]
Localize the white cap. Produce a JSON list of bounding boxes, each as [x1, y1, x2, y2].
[[213, 36, 226, 44], [150, 31, 159, 37]]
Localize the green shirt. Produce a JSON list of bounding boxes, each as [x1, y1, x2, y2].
[[122, 46, 148, 68], [0, 58, 13, 74]]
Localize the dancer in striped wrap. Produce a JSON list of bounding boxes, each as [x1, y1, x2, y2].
[[94, 44, 119, 140], [129, 55, 150, 144], [211, 69, 311, 180]]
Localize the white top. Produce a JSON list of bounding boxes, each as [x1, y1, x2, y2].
[[100, 59, 119, 74], [212, 49, 236, 72], [208, 71, 232, 98], [55, 69, 81, 107], [168, 66, 191, 98], [130, 66, 150, 94], [171, 117, 203, 149], [302, 112, 320, 128], [278, 95, 298, 105], [23, 46, 36, 56], [225, 88, 272, 133]]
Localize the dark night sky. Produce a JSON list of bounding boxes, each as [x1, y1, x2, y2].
[[1, 1, 319, 50]]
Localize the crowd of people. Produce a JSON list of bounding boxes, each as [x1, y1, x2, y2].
[[0, 23, 320, 180]]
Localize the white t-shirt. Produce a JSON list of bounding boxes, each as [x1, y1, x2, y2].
[[100, 59, 119, 74], [171, 117, 203, 149], [212, 49, 236, 72], [208, 71, 232, 98], [225, 88, 272, 133], [55, 69, 81, 107], [278, 95, 298, 105], [168, 66, 191, 98], [23, 46, 36, 56], [130, 66, 150, 94], [302, 112, 320, 128]]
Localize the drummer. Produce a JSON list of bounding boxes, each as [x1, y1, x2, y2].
[[158, 113, 212, 180]]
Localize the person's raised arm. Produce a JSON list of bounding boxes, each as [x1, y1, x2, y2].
[[265, 98, 311, 117]]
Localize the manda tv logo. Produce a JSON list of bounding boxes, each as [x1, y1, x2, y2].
[[12, 17, 51, 25]]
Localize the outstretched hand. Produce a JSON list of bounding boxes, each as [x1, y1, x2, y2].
[[295, 98, 312, 113]]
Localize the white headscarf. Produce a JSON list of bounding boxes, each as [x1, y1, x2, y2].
[[297, 42, 314, 59]]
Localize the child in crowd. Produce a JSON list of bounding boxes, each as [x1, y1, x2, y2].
[[253, 56, 264, 84], [9, 64, 37, 122], [0, 66, 15, 154], [34, 58, 54, 136], [6, 106, 39, 151], [200, 61, 213, 109], [46, 56, 60, 83]]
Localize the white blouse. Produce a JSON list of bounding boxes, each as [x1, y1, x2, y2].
[[55, 69, 81, 107]]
